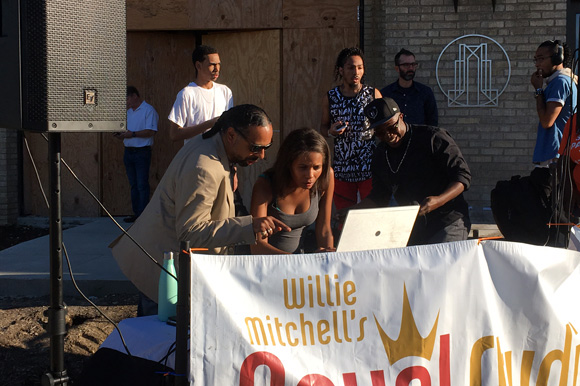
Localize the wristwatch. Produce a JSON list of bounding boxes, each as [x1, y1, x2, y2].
[[534, 88, 544, 98]]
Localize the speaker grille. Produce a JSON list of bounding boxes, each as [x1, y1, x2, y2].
[[22, 0, 126, 131], [22, 1, 48, 124]]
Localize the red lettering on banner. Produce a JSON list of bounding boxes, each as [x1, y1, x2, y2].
[[239, 351, 285, 386], [343, 370, 386, 386], [439, 334, 450, 386], [395, 366, 431, 386], [371, 370, 387, 386], [370, 370, 387, 386], [298, 374, 335, 386], [343, 373, 356, 385]]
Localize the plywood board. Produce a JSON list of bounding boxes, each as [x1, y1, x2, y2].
[[239, 0, 282, 29], [22, 132, 100, 217], [102, 30, 281, 215], [191, 0, 282, 30], [204, 30, 281, 210], [282, 28, 359, 137], [283, 0, 359, 29], [191, 0, 243, 29], [126, 0, 189, 30], [128, 0, 282, 31], [102, 31, 196, 215]]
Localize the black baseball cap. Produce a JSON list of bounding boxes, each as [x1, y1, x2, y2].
[[364, 97, 401, 129]]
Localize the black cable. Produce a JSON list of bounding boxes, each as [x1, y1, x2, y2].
[[560, 53, 577, 229], [23, 133, 133, 357], [154, 340, 189, 385], [62, 243, 133, 357], [23, 132, 150, 358], [561, 51, 579, 238], [548, 49, 579, 246], [23, 133, 134, 356], [158, 341, 176, 367], [158, 340, 190, 385], [37, 133, 177, 281], [22, 136, 49, 208]]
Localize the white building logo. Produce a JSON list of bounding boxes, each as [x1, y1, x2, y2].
[[436, 34, 511, 107]]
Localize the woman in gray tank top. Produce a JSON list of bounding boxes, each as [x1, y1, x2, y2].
[[250, 128, 335, 254]]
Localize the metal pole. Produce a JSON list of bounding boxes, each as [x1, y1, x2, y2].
[[41, 133, 69, 386], [175, 240, 190, 386]]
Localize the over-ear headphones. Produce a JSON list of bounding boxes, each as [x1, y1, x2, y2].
[[551, 40, 564, 65]]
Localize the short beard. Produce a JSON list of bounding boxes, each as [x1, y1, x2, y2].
[[234, 156, 259, 167], [401, 71, 415, 81]]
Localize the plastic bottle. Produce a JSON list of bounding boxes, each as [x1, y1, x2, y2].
[[158, 251, 178, 322]]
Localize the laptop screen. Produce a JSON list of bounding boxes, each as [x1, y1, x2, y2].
[[336, 205, 419, 252]]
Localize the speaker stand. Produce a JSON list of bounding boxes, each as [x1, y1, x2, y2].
[[41, 133, 69, 386], [175, 241, 190, 386]]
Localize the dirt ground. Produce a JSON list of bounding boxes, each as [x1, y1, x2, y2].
[[0, 294, 138, 385], [0, 225, 139, 385]]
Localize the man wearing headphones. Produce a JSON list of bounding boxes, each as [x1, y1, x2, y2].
[[530, 40, 577, 167]]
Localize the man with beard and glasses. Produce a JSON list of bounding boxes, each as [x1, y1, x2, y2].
[[320, 47, 382, 212], [111, 105, 290, 314], [380, 48, 438, 126]]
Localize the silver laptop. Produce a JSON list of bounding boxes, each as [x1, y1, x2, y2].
[[336, 205, 420, 252]]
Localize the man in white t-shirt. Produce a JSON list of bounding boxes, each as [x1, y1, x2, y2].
[[168, 45, 233, 144], [114, 86, 159, 223]]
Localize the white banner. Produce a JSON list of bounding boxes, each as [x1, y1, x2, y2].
[[190, 240, 580, 386]]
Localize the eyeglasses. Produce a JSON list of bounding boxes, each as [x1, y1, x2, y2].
[[533, 56, 548, 64], [385, 119, 400, 132], [378, 115, 401, 134], [398, 62, 419, 69], [234, 127, 273, 153]]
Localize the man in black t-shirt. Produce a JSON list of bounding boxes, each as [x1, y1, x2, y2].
[[358, 97, 471, 245]]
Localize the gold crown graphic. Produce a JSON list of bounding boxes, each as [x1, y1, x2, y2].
[[374, 284, 440, 365]]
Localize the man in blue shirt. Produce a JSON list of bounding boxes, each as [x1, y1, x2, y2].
[[530, 40, 577, 165], [380, 48, 438, 126]]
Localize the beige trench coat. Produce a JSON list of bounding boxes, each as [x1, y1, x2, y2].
[[110, 134, 255, 302]]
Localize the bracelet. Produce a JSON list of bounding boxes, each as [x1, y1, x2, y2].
[[534, 88, 544, 98]]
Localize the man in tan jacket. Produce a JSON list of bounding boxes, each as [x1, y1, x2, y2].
[[111, 104, 289, 312]]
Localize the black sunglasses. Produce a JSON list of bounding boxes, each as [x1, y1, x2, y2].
[[234, 127, 273, 153]]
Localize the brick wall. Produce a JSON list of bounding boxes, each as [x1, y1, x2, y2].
[[0, 128, 19, 225], [363, 0, 568, 222]]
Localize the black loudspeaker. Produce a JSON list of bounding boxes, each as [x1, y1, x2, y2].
[[0, 0, 126, 132], [551, 40, 564, 65]]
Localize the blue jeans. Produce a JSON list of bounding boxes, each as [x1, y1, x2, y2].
[[123, 146, 151, 217]]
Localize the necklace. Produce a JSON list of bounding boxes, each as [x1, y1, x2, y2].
[[385, 126, 412, 174]]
